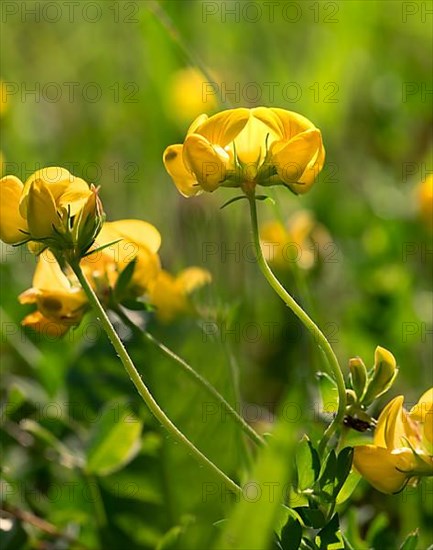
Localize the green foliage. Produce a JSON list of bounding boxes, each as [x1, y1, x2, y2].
[[85, 400, 143, 476], [1, 0, 432, 548]]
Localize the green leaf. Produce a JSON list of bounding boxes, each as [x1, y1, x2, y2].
[[255, 195, 275, 204], [316, 373, 338, 416], [82, 238, 122, 257], [280, 517, 303, 550], [220, 195, 248, 209], [121, 297, 151, 311], [295, 435, 320, 491], [85, 400, 143, 476], [318, 450, 337, 501], [315, 514, 343, 550], [114, 257, 137, 299], [399, 530, 419, 550], [294, 507, 326, 529], [334, 447, 354, 497], [336, 471, 361, 505]]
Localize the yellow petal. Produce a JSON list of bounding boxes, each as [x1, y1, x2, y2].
[[234, 115, 279, 165], [295, 140, 325, 193], [21, 311, 70, 337], [20, 167, 73, 217], [272, 129, 323, 193], [411, 388, 433, 444], [131, 250, 161, 293], [33, 251, 74, 292], [374, 395, 405, 448], [176, 267, 211, 294], [103, 220, 161, 254], [353, 445, 415, 494], [374, 395, 421, 450], [0, 175, 28, 244], [287, 211, 316, 245], [18, 288, 39, 305], [86, 220, 162, 293], [195, 108, 250, 147], [186, 113, 209, 135], [163, 144, 200, 197], [183, 134, 227, 191], [26, 180, 59, 239], [147, 271, 187, 323], [57, 179, 91, 216], [410, 388, 433, 422], [36, 289, 87, 323], [253, 107, 315, 141]]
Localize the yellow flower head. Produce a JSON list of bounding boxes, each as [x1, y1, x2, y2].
[[0, 167, 104, 258], [410, 388, 433, 446], [147, 267, 212, 323], [168, 67, 218, 122], [82, 219, 162, 298], [260, 210, 331, 270], [418, 174, 433, 230], [353, 390, 433, 493], [0, 80, 9, 117], [163, 107, 325, 197], [19, 250, 87, 337]]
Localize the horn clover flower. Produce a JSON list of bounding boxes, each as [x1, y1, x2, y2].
[[163, 107, 325, 197], [353, 388, 433, 494], [0, 167, 104, 259]]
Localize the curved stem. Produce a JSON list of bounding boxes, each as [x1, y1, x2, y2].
[[70, 261, 241, 496], [113, 306, 264, 448], [247, 195, 346, 453]]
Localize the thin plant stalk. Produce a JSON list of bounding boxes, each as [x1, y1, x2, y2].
[[246, 194, 346, 452], [113, 306, 265, 448], [70, 261, 242, 496]]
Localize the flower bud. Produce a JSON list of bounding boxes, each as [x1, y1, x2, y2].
[[363, 346, 398, 405], [72, 185, 105, 256], [348, 357, 368, 400]]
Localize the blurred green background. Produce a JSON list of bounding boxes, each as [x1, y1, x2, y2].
[[1, 1, 432, 549]]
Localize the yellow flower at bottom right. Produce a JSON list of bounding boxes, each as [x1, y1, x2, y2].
[[353, 389, 433, 494]]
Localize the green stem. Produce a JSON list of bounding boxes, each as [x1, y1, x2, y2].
[[113, 306, 264, 448], [70, 261, 241, 496], [247, 195, 346, 453]]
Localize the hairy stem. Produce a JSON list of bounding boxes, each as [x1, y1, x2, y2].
[[247, 195, 346, 452], [70, 261, 241, 495], [113, 306, 265, 448]]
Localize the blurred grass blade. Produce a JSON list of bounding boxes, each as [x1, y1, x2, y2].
[[216, 398, 298, 549]]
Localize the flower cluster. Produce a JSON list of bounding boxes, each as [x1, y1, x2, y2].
[[1, 168, 211, 335], [163, 107, 325, 197], [353, 388, 433, 493], [0, 167, 104, 259]]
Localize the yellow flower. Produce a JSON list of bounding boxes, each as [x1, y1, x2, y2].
[[0, 80, 9, 117], [163, 107, 325, 197], [147, 267, 211, 323], [82, 219, 162, 297], [410, 388, 433, 446], [418, 174, 433, 230], [19, 250, 87, 336], [353, 391, 433, 493], [260, 210, 331, 269], [168, 67, 218, 122], [0, 167, 103, 257]]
